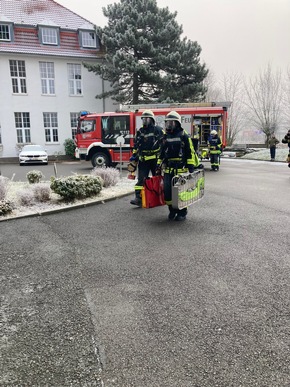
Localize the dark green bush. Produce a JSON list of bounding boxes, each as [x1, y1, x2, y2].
[[0, 200, 14, 216], [64, 138, 76, 158], [50, 174, 103, 201]]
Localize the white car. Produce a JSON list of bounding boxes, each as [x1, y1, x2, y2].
[[19, 145, 48, 165]]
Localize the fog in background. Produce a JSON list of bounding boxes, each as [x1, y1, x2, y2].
[[57, 0, 290, 78]]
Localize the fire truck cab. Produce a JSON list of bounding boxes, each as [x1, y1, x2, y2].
[[75, 102, 231, 167]]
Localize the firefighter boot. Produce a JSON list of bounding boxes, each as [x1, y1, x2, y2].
[[175, 208, 187, 221], [168, 205, 177, 220], [130, 191, 142, 207]]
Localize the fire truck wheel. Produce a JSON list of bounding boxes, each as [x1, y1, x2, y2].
[[91, 152, 110, 168]]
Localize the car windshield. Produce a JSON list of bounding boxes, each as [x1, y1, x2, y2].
[[22, 145, 45, 152]]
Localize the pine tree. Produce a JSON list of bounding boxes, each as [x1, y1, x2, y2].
[[85, 0, 208, 104]]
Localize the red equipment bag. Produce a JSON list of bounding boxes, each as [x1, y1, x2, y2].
[[141, 175, 165, 209]]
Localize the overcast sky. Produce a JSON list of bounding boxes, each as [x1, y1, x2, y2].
[[57, 0, 290, 79]]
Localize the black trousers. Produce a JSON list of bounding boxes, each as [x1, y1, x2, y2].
[[163, 171, 174, 204], [135, 159, 157, 192], [270, 146, 276, 159]]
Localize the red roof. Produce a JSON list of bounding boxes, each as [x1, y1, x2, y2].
[[0, 0, 104, 58], [0, 0, 95, 30]]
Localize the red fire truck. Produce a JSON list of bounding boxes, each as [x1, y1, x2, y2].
[[74, 102, 231, 167]]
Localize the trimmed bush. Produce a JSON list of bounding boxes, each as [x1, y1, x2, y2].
[[91, 166, 120, 188], [0, 200, 14, 216], [17, 188, 35, 206], [26, 170, 44, 184], [50, 174, 103, 201], [33, 183, 51, 202], [0, 176, 9, 201]]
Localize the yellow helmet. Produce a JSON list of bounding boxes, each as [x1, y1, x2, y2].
[[165, 111, 181, 125]]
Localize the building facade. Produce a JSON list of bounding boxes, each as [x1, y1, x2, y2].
[[0, 0, 114, 158]]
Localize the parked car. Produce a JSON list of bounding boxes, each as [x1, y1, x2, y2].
[[19, 145, 48, 165]]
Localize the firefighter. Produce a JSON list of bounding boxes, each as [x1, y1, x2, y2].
[[129, 110, 164, 206], [208, 129, 222, 171], [156, 111, 200, 221], [282, 129, 290, 168]]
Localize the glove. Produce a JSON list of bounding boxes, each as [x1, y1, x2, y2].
[[188, 166, 194, 173], [197, 164, 204, 169], [129, 155, 138, 162], [155, 164, 161, 175]]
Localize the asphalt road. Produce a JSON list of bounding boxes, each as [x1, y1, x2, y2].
[[0, 160, 95, 182], [1, 159, 290, 386]]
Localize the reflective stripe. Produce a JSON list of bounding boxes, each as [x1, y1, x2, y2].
[[142, 155, 157, 161], [165, 167, 188, 174], [166, 137, 182, 143], [142, 149, 159, 154]]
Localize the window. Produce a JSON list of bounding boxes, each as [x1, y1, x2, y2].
[[39, 62, 55, 94], [0, 23, 11, 41], [68, 64, 82, 95], [14, 112, 31, 143], [40, 27, 58, 45], [80, 119, 95, 133], [101, 115, 130, 145], [80, 31, 97, 48], [70, 113, 78, 138], [43, 113, 58, 143], [10, 60, 27, 94]]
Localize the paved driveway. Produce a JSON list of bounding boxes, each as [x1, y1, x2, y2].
[[1, 159, 290, 386]]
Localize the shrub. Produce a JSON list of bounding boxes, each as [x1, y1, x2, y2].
[[64, 138, 76, 158], [0, 176, 9, 201], [50, 174, 103, 201], [0, 199, 14, 216], [91, 166, 120, 188], [17, 188, 35, 206], [33, 183, 51, 202], [26, 170, 44, 184]]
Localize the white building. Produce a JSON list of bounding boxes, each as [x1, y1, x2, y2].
[[0, 0, 114, 159]]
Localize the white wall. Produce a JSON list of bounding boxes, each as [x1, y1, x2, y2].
[[0, 53, 115, 157]]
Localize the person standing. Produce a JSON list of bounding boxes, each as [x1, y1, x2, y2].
[[156, 111, 200, 221], [208, 130, 222, 171], [129, 110, 163, 206], [268, 133, 279, 161]]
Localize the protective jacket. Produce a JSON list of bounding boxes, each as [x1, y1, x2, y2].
[[208, 135, 222, 154], [132, 124, 163, 162], [158, 128, 199, 174], [282, 132, 290, 148]]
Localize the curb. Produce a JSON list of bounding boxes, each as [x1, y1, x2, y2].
[[0, 190, 134, 222]]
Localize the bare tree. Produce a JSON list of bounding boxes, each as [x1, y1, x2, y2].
[[203, 69, 222, 102], [219, 72, 245, 146], [282, 66, 290, 129], [244, 64, 283, 145]]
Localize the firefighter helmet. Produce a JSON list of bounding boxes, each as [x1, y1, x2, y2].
[[165, 111, 181, 125], [141, 110, 155, 122], [210, 130, 217, 136]]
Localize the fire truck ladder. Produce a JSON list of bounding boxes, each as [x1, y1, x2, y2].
[[121, 101, 232, 111]]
